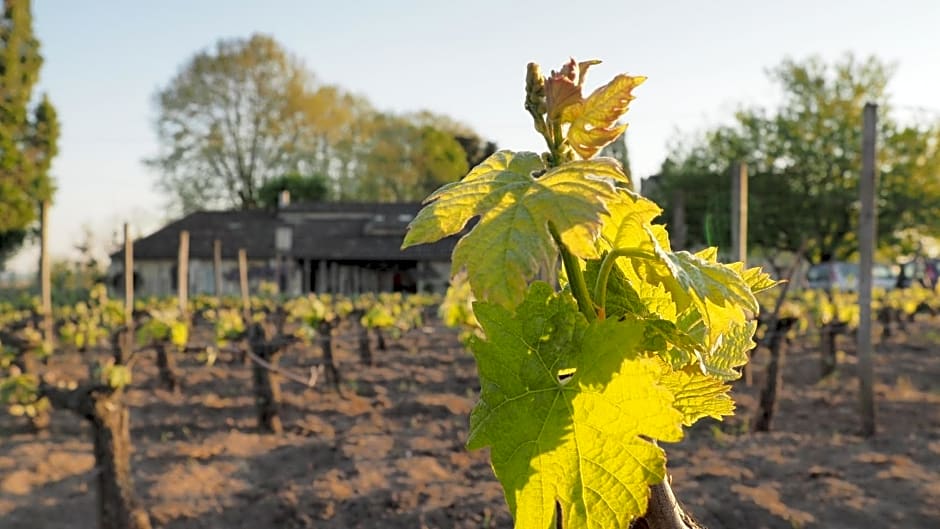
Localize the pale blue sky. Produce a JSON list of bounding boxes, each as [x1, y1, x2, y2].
[[9, 0, 940, 271]]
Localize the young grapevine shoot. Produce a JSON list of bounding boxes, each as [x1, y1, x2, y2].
[[403, 58, 776, 528]]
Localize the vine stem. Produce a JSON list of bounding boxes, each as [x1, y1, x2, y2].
[[594, 248, 657, 319], [539, 119, 557, 159], [245, 348, 323, 388], [635, 478, 702, 529], [548, 222, 596, 322], [549, 120, 566, 166], [218, 345, 322, 388]]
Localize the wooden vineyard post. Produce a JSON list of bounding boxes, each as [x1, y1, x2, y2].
[[857, 102, 878, 437], [26, 200, 54, 430], [177, 230, 189, 314], [236, 249, 252, 366], [121, 223, 134, 364], [213, 239, 223, 297], [670, 190, 687, 251], [39, 200, 53, 355], [731, 162, 751, 385], [238, 249, 250, 323], [730, 162, 748, 265], [154, 230, 189, 392]]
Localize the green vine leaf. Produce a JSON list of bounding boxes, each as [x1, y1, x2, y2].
[[645, 227, 759, 315], [658, 362, 735, 425], [565, 74, 646, 159], [583, 259, 701, 368], [734, 263, 780, 294], [170, 321, 188, 348], [599, 191, 758, 318], [403, 151, 628, 308], [467, 282, 683, 528], [595, 191, 761, 377], [600, 188, 663, 250], [700, 319, 758, 380], [696, 248, 780, 294], [104, 364, 132, 389], [637, 318, 702, 369], [584, 257, 647, 318]]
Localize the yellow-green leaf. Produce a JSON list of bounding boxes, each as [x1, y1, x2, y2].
[[566, 74, 645, 159], [468, 283, 683, 528], [105, 365, 132, 389], [170, 322, 189, 348], [728, 262, 780, 294], [658, 362, 735, 425], [404, 151, 626, 308], [601, 188, 663, 250], [701, 318, 757, 380], [647, 230, 759, 315], [596, 197, 760, 377]]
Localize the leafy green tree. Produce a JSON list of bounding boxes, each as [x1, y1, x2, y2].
[[0, 230, 26, 266], [149, 35, 491, 209], [257, 173, 329, 208], [653, 54, 940, 266], [148, 34, 358, 212], [454, 133, 498, 168], [352, 113, 469, 201], [0, 1, 59, 267], [404, 109, 498, 168]]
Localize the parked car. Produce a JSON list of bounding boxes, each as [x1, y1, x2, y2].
[[897, 258, 940, 289], [805, 261, 897, 292]]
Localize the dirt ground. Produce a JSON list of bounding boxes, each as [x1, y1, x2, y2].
[[1, 317, 938, 529]]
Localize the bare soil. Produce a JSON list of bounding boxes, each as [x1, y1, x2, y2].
[[1, 318, 938, 529]]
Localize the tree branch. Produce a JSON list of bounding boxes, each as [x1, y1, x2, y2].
[[244, 347, 323, 388]]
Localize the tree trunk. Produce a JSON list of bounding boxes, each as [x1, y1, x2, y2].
[[153, 343, 179, 392], [249, 343, 283, 434], [110, 328, 127, 365], [43, 385, 152, 529], [91, 392, 153, 529], [358, 327, 373, 366], [820, 323, 838, 378], [878, 307, 892, 338], [375, 328, 387, 351], [753, 319, 791, 432], [317, 321, 341, 391]]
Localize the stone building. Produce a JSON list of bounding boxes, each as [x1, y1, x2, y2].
[[107, 202, 455, 298]]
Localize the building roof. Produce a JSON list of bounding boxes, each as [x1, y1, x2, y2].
[[110, 203, 457, 262], [280, 201, 426, 215]]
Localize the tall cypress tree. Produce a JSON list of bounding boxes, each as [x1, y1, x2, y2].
[[0, 0, 59, 267]]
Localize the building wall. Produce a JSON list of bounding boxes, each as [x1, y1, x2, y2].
[[107, 258, 302, 299], [134, 260, 173, 298], [300, 259, 451, 295], [108, 257, 449, 298], [421, 262, 452, 293]]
